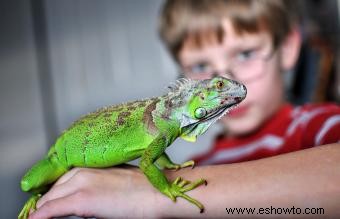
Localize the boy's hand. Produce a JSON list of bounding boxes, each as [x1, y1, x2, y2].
[[28, 166, 160, 219]]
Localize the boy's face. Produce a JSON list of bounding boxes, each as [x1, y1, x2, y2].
[[178, 20, 285, 136]]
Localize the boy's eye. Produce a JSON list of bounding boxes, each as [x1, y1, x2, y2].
[[235, 49, 256, 62], [189, 62, 212, 74]]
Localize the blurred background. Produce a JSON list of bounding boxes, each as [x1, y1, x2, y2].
[[0, 0, 339, 217]]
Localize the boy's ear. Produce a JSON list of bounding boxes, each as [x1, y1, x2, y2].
[[279, 26, 302, 71]]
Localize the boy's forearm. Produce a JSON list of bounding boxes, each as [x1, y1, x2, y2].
[[30, 144, 340, 219], [156, 143, 340, 217]]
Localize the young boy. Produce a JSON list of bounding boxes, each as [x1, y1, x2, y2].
[[158, 0, 340, 165], [29, 1, 340, 218]]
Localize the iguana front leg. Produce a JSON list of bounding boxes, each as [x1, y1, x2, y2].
[[156, 153, 195, 170], [139, 134, 206, 212]]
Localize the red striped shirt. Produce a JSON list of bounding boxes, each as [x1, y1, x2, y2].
[[193, 103, 340, 165]]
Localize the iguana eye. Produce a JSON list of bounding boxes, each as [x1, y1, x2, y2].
[[216, 81, 224, 89], [199, 92, 205, 100], [194, 107, 207, 119]]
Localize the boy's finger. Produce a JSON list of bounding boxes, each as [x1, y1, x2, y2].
[[36, 181, 77, 209], [29, 194, 85, 219], [37, 167, 99, 209]]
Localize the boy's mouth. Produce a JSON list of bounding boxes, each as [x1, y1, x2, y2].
[[228, 104, 249, 117]]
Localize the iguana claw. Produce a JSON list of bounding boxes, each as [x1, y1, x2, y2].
[[165, 176, 207, 213], [18, 194, 41, 219], [180, 160, 195, 169], [168, 160, 195, 171]]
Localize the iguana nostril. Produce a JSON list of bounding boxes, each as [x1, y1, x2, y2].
[[234, 97, 242, 102]]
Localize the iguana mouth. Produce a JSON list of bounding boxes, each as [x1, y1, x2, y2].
[[199, 102, 238, 123]]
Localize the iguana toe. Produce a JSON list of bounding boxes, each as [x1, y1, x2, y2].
[[165, 177, 206, 212], [18, 194, 41, 219], [180, 160, 195, 169]]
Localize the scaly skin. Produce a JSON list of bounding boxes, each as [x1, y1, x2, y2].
[[19, 77, 247, 218]]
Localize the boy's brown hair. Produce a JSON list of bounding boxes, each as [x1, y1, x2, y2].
[[159, 0, 298, 61]]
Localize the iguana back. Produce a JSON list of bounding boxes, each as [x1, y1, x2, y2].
[[50, 98, 161, 168]]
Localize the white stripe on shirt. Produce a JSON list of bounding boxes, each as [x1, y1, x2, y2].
[[315, 115, 340, 145], [200, 135, 283, 165]]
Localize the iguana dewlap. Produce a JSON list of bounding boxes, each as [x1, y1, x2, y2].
[[19, 76, 246, 218]]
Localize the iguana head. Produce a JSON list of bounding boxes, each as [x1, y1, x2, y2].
[[164, 76, 247, 142]]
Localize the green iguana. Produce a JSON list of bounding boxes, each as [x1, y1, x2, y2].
[[19, 76, 246, 218]]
